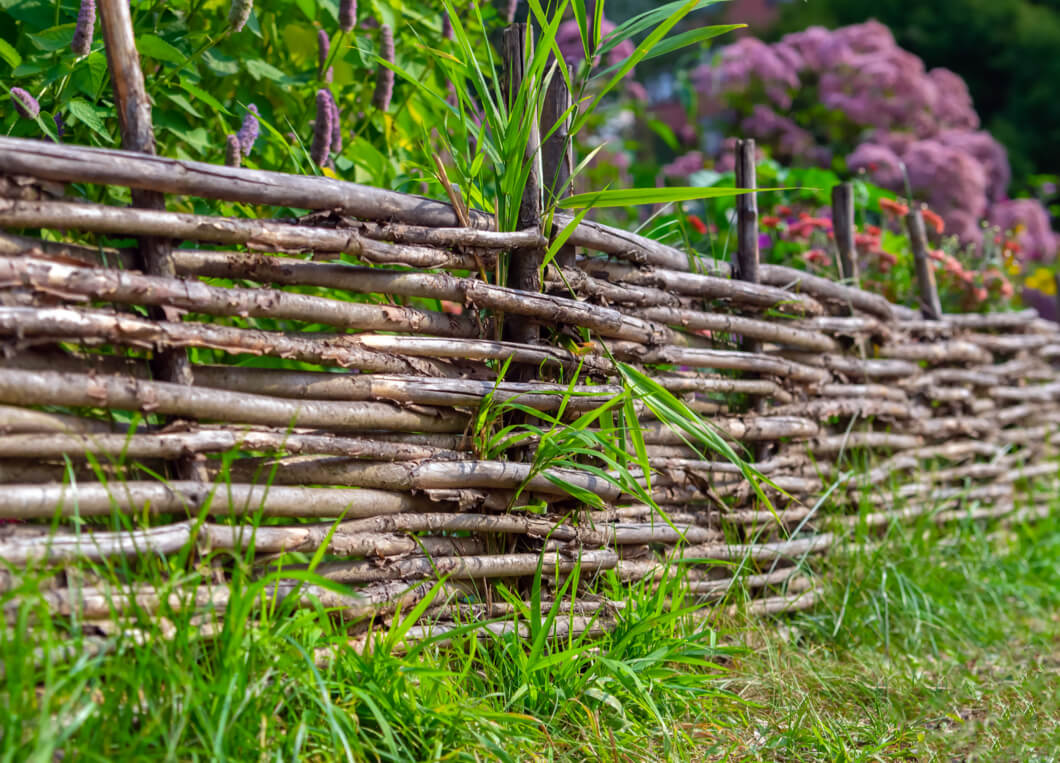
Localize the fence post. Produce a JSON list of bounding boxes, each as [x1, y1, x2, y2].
[[905, 209, 943, 320], [502, 23, 544, 346], [98, 0, 206, 481], [733, 139, 760, 289], [831, 183, 859, 285], [540, 61, 576, 269]]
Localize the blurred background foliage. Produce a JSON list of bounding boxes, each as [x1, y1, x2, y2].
[[1, 0, 1057, 317]]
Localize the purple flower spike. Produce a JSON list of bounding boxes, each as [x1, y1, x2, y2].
[[311, 89, 335, 167], [327, 92, 342, 154], [339, 0, 356, 33], [373, 24, 394, 112], [225, 134, 242, 167], [10, 88, 40, 120], [228, 0, 253, 33], [318, 29, 333, 82], [71, 0, 95, 57], [236, 104, 259, 156], [53, 112, 65, 138], [442, 12, 453, 40]]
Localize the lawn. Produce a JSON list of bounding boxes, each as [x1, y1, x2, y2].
[[3, 500, 1058, 761]]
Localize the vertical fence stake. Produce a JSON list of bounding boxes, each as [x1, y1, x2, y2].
[[502, 23, 543, 347], [831, 182, 859, 285], [541, 61, 576, 269], [733, 139, 760, 289], [98, 0, 206, 481], [733, 139, 769, 464], [905, 209, 943, 320]]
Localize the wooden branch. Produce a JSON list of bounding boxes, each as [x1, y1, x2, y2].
[[0, 520, 483, 564], [0, 429, 468, 462], [0, 404, 117, 434], [540, 60, 576, 268], [904, 210, 943, 320], [638, 305, 838, 352], [0, 199, 483, 270], [0, 305, 455, 376], [733, 139, 760, 286], [314, 549, 619, 583], [170, 249, 674, 345], [191, 366, 623, 412], [609, 343, 831, 384], [224, 458, 627, 501], [0, 255, 479, 339], [351, 221, 543, 250], [580, 259, 825, 316], [831, 183, 858, 284], [0, 368, 467, 433], [0, 136, 493, 229], [502, 24, 544, 345], [758, 264, 895, 321], [0, 481, 441, 519], [98, 0, 203, 482]]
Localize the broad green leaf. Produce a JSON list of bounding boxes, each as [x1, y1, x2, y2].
[[178, 78, 231, 115], [202, 49, 239, 76], [66, 98, 110, 141], [28, 24, 76, 52], [246, 59, 292, 83], [137, 34, 185, 65], [0, 38, 21, 70], [12, 62, 48, 77], [165, 91, 203, 119], [70, 52, 107, 98], [558, 186, 767, 209]]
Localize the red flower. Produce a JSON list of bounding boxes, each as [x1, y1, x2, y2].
[[440, 300, 464, 316], [879, 197, 909, 217], [866, 225, 881, 236], [687, 215, 708, 235], [776, 205, 792, 216], [921, 207, 945, 234], [761, 215, 780, 227]]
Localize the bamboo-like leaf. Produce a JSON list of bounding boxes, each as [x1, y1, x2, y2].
[[558, 185, 768, 209]]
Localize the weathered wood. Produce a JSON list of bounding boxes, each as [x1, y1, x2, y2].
[[0, 255, 479, 338], [502, 24, 544, 346], [0, 306, 455, 376], [733, 139, 760, 286], [540, 61, 576, 268], [98, 0, 203, 481], [904, 209, 943, 320], [0, 198, 484, 270], [0, 368, 467, 433], [831, 182, 859, 284]]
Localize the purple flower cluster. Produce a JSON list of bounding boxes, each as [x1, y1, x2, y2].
[[339, 0, 356, 34], [311, 89, 334, 167], [556, 17, 635, 71], [373, 24, 395, 112], [690, 20, 1054, 256], [661, 151, 704, 179], [71, 0, 95, 57], [236, 104, 259, 156], [318, 29, 333, 82], [10, 88, 39, 120], [227, 0, 253, 33]]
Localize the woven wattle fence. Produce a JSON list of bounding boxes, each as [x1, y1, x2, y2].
[[0, 11, 1057, 652]]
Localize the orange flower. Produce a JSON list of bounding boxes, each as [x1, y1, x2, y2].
[[687, 214, 708, 235], [879, 197, 909, 217], [921, 207, 945, 234], [440, 300, 464, 316]]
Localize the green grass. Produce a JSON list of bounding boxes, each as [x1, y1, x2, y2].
[[3, 497, 1060, 761]]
